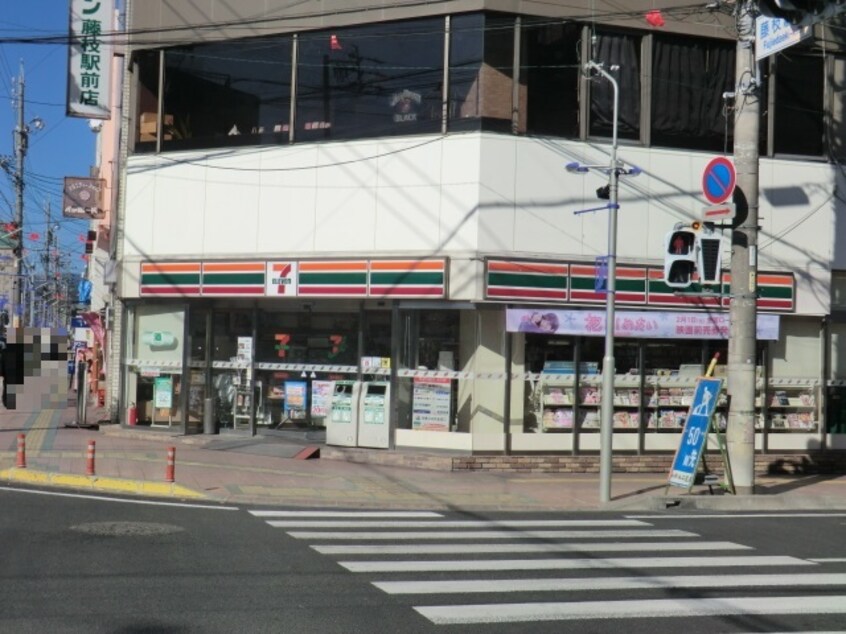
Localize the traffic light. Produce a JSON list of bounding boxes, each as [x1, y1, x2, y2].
[[85, 229, 96, 254], [3, 222, 20, 256], [663, 227, 697, 288], [696, 229, 723, 285]]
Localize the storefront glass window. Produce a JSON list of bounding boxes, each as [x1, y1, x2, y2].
[[295, 18, 445, 143], [162, 37, 293, 151], [127, 305, 185, 426]]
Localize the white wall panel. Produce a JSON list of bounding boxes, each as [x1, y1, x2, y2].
[[374, 184, 441, 251], [202, 151, 261, 254], [152, 158, 207, 256], [123, 158, 158, 258], [314, 186, 377, 252], [478, 136, 516, 252], [257, 147, 318, 254]]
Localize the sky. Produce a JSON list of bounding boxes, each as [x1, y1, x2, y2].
[[0, 0, 103, 280]]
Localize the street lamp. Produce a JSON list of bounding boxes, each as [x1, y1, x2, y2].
[[566, 60, 640, 504]]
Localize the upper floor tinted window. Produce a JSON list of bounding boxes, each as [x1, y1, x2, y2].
[[522, 20, 580, 138], [774, 52, 824, 157], [295, 18, 444, 142], [589, 31, 641, 141], [162, 37, 292, 151], [651, 34, 735, 152]]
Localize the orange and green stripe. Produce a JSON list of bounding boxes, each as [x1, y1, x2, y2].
[[201, 262, 265, 296], [140, 262, 201, 296], [646, 269, 724, 307], [369, 259, 446, 297], [298, 261, 368, 296], [570, 264, 647, 304], [486, 260, 568, 301]]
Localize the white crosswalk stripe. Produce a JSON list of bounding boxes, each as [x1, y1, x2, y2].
[[252, 508, 846, 627]]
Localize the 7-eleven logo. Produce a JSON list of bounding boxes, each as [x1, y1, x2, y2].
[[266, 262, 298, 297]]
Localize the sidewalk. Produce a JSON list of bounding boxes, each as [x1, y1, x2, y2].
[[1, 399, 844, 512]]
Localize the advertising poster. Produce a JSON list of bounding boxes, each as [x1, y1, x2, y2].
[[285, 381, 308, 419], [505, 308, 779, 340], [153, 376, 173, 409], [311, 381, 334, 418], [412, 377, 451, 431]]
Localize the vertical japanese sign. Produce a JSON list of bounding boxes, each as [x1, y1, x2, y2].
[[668, 377, 723, 489], [68, 0, 113, 119]]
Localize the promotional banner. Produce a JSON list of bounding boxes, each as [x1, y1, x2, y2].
[[506, 308, 779, 340], [68, 0, 113, 119]]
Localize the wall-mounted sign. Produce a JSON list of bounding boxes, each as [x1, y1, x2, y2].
[[67, 0, 113, 119], [266, 262, 298, 297], [63, 177, 106, 219]]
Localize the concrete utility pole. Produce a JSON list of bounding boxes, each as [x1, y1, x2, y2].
[[10, 62, 26, 327], [727, 0, 760, 495]]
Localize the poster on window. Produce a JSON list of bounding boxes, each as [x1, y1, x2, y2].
[[412, 377, 451, 431], [153, 376, 173, 409], [310, 381, 334, 418], [285, 381, 308, 420]]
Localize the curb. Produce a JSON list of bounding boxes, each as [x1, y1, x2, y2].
[[0, 468, 207, 500]]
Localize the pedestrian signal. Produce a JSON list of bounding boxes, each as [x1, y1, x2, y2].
[[664, 228, 697, 288], [697, 233, 723, 285]]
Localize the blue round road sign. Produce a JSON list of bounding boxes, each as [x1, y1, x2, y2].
[[701, 157, 736, 204]]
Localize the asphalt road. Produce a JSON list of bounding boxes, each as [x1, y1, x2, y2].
[[1, 485, 845, 633]]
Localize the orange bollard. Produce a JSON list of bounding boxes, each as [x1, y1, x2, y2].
[[16, 434, 26, 469], [165, 447, 175, 483], [86, 440, 96, 476]]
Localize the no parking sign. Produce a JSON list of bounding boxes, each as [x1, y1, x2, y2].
[[701, 157, 736, 205]]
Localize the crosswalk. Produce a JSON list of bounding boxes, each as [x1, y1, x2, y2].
[[249, 508, 846, 628]]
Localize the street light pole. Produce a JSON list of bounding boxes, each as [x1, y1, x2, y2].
[[587, 61, 620, 505]]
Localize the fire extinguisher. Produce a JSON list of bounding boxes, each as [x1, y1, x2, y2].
[[127, 402, 137, 426]]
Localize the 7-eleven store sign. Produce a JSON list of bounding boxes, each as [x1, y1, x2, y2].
[[266, 262, 298, 297]]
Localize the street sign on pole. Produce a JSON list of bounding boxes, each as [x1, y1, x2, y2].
[[755, 15, 811, 60], [702, 203, 736, 222], [701, 157, 736, 205]]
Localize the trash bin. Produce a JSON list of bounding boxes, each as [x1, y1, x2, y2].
[[203, 397, 217, 435]]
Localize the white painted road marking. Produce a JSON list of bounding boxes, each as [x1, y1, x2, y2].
[[249, 510, 443, 518], [287, 529, 697, 540], [414, 595, 846, 625], [375, 572, 846, 595], [269, 519, 649, 528], [340, 555, 812, 573], [314, 540, 751, 555], [627, 513, 846, 519], [809, 558, 846, 563], [0, 485, 238, 510]]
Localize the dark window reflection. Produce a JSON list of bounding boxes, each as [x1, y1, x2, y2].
[[296, 18, 445, 142], [589, 31, 641, 140], [134, 50, 160, 153], [523, 20, 580, 138], [162, 37, 292, 151], [449, 13, 515, 133], [774, 52, 824, 157], [651, 34, 735, 152]]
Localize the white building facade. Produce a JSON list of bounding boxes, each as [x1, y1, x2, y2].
[[114, 1, 846, 457]]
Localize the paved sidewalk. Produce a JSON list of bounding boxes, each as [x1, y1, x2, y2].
[[1, 400, 844, 512]]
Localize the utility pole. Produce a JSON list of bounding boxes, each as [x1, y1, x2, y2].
[[10, 62, 26, 327], [727, 0, 760, 495]]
